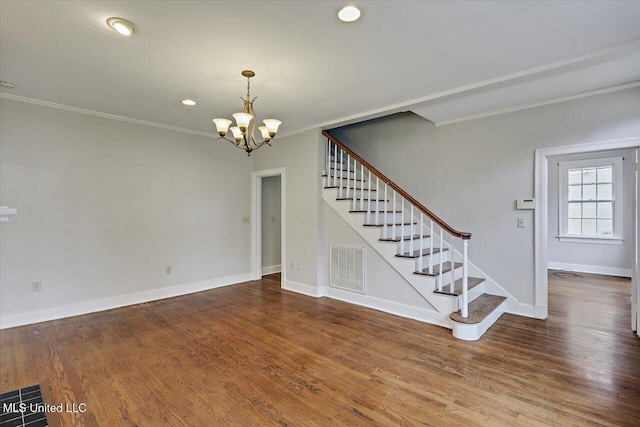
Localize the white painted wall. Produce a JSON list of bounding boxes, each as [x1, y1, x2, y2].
[[0, 98, 253, 328], [252, 130, 325, 295], [547, 148, 634, 276], [261, 175, 281, 272], [331, 88, 640, 306]]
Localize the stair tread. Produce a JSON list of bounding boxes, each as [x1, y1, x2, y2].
[[365, 222, 416, 228], [323, 175, 365, 182], [396, 247, 447, 258], [414, 262, 462, 276], [350, 210, 402, 213], [434, 277, 485, 296], [337, 198, 388, 201], [324, 186, 376, 190], [379, 234, 430, 242], [449, 294, 507, 324]]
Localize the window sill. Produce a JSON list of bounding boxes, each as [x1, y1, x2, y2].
[[556, 235, 623, 245]]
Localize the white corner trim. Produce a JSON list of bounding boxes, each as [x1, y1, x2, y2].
[[261, 265, 282, 275], [0, 93, 217, 139], [434, 82, 640, 127], [283, 279, 323, 297], [323, 287, 450, 329], [0, 272, 252, 330], [548, 262, 631, 278]]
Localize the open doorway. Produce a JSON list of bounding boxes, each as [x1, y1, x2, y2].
[[534, 138, 639, 334], [261, 175, 282, 277], [251, 168, 286, 286]]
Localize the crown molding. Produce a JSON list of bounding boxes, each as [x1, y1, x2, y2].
[[434, 81, 640, 127], [0, 93, 217, 139]]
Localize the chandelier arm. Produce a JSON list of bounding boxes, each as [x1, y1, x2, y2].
[[217, 136, 246, 149]]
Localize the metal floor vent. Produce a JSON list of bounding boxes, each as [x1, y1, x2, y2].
[[330, 244, 365, 293]]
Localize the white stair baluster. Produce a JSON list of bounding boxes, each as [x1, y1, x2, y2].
[[346, 154, 351, 205], [392, 190, 397, 240], [375, 176, 380, 225], [339, 148, 344, 198], [360, 162, 364, 210], [419, 213, 424, 272], [333, 144, 338, 187], [451, 235, 456, 289], [438, 227, 444, 292], [383, 184, 388, 239], [352, 160, 357, 207], [462, 240, 469, 317], [429, 220, 434, 275], [409, 205, 414, 255], [368, 170, 372, 224], [401, 197, 405, 255]]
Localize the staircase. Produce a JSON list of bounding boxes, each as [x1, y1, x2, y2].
[[322, 131, 507, 340]]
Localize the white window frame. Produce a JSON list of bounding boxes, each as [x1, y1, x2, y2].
[[558, 156, 623, 244]]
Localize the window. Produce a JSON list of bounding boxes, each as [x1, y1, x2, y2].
[[558, 157, 623, 243]]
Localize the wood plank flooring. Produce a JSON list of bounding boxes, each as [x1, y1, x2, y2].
[[1, 272, 639, 426]]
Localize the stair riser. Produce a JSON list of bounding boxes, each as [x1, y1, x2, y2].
[[375, 224, 418, 236], [419, 251, 450, 265], [351, 200, 391, 211], [394, 237, 434, 252], [325, 169, 357, 179], [324, 176, 366, 186], [361, 212, 406, 224], [339, 189, 380, 199], [328, 182, 372, 190], [434, 267, 463, 286]]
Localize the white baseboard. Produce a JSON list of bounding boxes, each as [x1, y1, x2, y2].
[[504, 301, 536, 318], [0, 272, 252, 330], [323, 287, 449, 329], [283, 279, 323, 297], [261, 265, 281, 276], [548, 261, 631, 278]]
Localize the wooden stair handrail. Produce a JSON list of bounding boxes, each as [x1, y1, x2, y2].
[[323, 130, 471, 240]]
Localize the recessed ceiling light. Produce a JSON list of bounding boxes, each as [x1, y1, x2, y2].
[[106, 17, 138, 36], [338, 6, 361, 22], [181, 99, 197, 106]]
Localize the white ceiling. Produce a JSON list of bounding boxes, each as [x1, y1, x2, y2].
[[1, 1, 639, 136]]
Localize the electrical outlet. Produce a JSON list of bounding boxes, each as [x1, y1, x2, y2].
[[32, 281, 42, 292], [242, 216, 250, 223], [166, 266, 172, 274], [517, 218, 525, 228], [271, 215, 275, 223], [296, 262, 301, 270]]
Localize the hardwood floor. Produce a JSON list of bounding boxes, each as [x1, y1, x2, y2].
[[1, 272, 639, 426]]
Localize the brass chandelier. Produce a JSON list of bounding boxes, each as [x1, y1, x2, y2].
[[212, 70, 281, 156]]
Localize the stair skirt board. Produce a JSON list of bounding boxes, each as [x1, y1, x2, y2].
[[323, 286, 449, 329]]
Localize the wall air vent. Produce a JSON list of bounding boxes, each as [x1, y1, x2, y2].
[[330, 244, 365, 293]]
